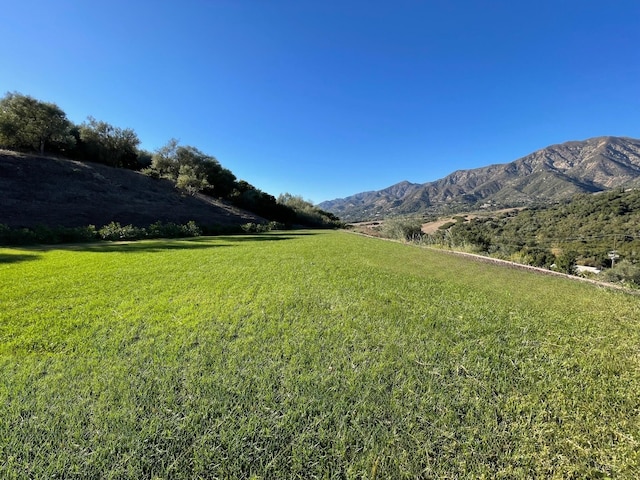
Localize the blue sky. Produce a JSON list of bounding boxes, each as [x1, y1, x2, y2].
[[2, 1, 639, 203]]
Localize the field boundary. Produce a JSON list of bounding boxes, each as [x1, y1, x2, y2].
[[347, 230, 640, 295]]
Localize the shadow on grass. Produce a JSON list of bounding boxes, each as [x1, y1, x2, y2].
[[56, 233, 315, 253], [76, 241, 233, 254], [2, 231, 321, 254], [212, 232, 318, 243], [0, 253, 41, 264], [102, 232, 317, 250]]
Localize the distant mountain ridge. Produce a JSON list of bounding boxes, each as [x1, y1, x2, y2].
[[319, 136, 640, 221]]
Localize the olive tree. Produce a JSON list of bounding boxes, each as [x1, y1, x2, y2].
[[77, 117, 140, 168], [147, 140, 236, 197], [0, 92, 74, 154]]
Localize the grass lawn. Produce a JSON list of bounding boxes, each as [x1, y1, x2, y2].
[[1, 230, 639, 478]]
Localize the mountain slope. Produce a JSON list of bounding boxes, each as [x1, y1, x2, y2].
[[319, 136, 640, 221], [0, 151, 263, 228]]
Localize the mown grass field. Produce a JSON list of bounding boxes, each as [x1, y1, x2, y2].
[[1, 230, 639, 478]]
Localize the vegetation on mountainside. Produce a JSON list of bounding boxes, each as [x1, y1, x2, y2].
[[2, 231, 639, 478], [0, 92, 339, 231], [370, 189, 640, 286]]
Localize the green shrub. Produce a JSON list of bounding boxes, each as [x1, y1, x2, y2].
[[0, 224, 98, 245], [381, 218, 424, 242], [267, 221, 285, 231], [148, 221, 184, 238], [555, 251, 578, 274], [181, 220, 202, 237], [66, 225, 98, 242], [0, 224, 37, 245], [98, 222, 146, 241], [601, 260, 640, 286], [0, 220, 206, 245], [241, 222, 272, 233]]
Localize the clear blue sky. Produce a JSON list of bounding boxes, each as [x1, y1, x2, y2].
[[2, 1, 639, 203]]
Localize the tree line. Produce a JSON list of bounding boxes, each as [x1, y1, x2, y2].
[[0, 92, 341, 228]]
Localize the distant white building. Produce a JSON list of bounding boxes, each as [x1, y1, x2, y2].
[[575, 265, 601, 275]]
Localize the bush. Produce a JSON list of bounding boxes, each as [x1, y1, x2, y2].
[[182, 220, 202, 237], [0, 220, 228, 246], [241, 222, 271, 233], [65, 225, 98, 242], [98, 222, 146, 241], [100, 221, 202, 241], [601, 260, 640, 286], [267, 221, 286, 231], [555, 251, 578, 275], [0, 224, 37, 245], [148, 221, 185, 238], [0, 224, 98, 245], [381, 218, 424, 242]]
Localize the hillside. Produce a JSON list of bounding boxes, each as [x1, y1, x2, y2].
[[319, 136, 640, 221], [432, 188, 640, 270], [0, 151, 263, 228]]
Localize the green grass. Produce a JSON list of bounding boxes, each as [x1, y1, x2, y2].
[[1, 231, 639, 478]]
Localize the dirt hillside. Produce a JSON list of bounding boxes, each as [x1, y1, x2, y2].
[[0, 151, 263, 228]]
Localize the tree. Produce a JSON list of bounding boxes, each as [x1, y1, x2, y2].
[[136, 149, 153, 170], [204, 164, 236, 198], [277, 193, 313, 211], [176, 164, 209, 195], [555, 250, 578, 274], [380, 217, 424, 241], [0, 92, 74, 154], [277, 193, 343, 227], [147, 140, 237, 197], [77, 117, 140, 168], [149, 138, 181, 179]]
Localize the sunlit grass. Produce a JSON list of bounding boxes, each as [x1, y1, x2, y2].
[[1, 231, 639, 478]]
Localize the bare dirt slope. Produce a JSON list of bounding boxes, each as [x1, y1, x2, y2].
[[0, 151, 263, 228]]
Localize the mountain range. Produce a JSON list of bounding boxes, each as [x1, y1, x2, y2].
[[318, 136, 640, 221]]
